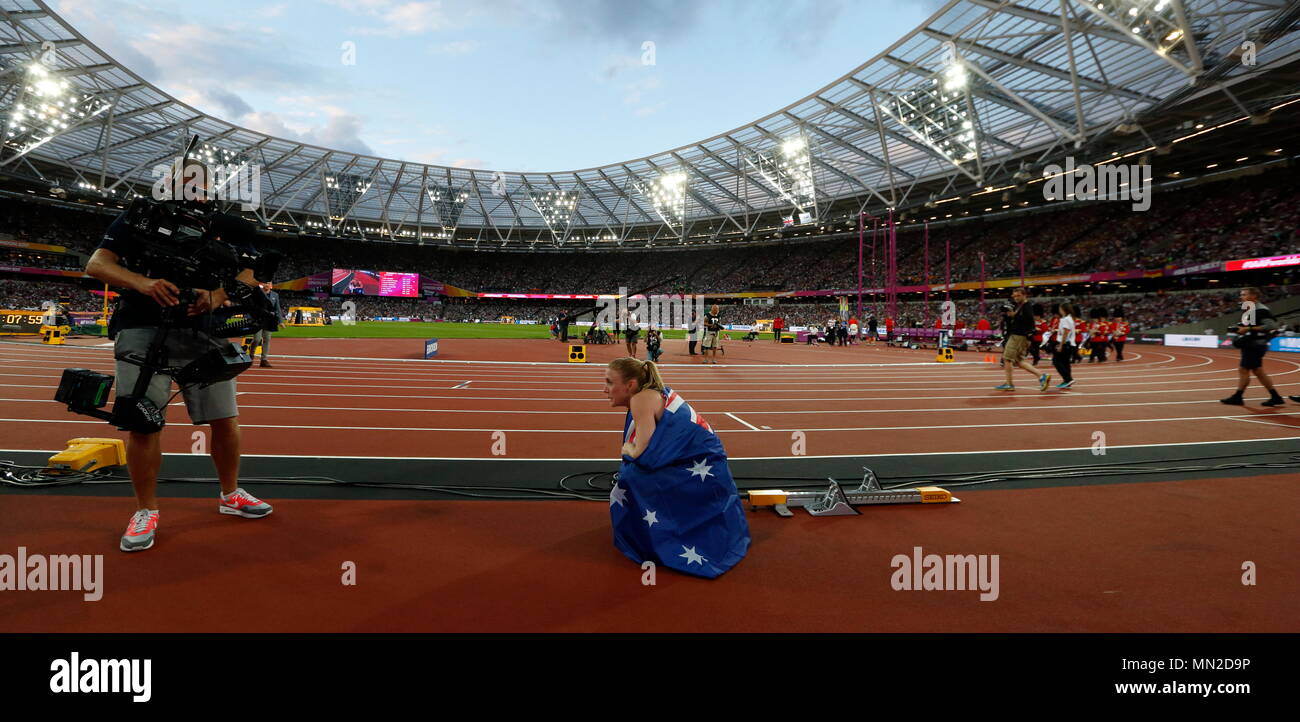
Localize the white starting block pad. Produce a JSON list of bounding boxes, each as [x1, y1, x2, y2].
[[748, 468, 960, 517]]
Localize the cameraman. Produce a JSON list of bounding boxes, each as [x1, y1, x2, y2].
[[85, 160, 273, 553], [1222, 286, 1284, 407], [995, 287, 1051, 391]]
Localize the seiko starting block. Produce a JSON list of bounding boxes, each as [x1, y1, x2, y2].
[[748, 468, 959, 517]]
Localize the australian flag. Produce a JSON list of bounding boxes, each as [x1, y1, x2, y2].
[[610, 386, 750, 579]]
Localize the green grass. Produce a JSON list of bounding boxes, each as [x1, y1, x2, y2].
[[271, 321, 707, 340]]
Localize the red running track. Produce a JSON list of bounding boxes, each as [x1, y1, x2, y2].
[[2, 337, 1299, 459]]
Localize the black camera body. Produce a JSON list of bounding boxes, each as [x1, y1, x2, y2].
[[122, 197, 282, 337], [55, 197, 283, 433]]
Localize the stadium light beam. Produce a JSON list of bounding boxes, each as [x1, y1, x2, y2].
[[743, 131, 819, 221]]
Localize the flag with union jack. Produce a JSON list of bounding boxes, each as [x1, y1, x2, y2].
[[611, 386, 750, 578]]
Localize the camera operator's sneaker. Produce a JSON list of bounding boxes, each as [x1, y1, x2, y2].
[[219, 488, 273, 518], [259, 360, 273, 368], [120, 509, 158, 552]]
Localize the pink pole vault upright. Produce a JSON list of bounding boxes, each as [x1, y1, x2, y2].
[[923, 221, 930, 326], [945, 233, 951, 303], [872, 217, 880, 318], [1018, 242, 1026, 288], [978, 251, 987, 317], [892, 214, 900, 322], [857, 212, 864, 320]]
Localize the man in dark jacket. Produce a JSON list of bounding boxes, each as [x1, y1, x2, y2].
[[1223, 287, 1284, 406]]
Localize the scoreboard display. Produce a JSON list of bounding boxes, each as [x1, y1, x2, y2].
[[0, 310, 45, 335]]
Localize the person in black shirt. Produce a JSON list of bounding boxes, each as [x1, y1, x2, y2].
[[1222, 287, 1284, 406], [85, 160, 273, 552], [701, 304, 722, 364], [995, 288, 1051, 391]]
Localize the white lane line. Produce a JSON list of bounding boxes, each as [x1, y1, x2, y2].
[[0, 397, 1251, 415], [3, 435, 1298, 462], [2, 413, 1293, 433], [726, 412, 760, 431], [1224, 416, 1300, 431], [5, 384, 1300, 403]]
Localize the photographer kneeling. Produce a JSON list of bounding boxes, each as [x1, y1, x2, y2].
[[85, 161, 273, 553]]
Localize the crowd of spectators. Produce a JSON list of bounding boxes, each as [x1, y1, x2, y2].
[[0, 164, 1294, 327]]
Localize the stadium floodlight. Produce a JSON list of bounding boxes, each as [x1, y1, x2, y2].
[[528, 189, 581, 242], [742, 131, 819, 221], [875, 50, 982, 184], [1078, 0, 1203, 76], [322, 171, 374, 231], [425, 182, 469, 229], [631, 170, 688, 233], [2, 61, 111, 162]]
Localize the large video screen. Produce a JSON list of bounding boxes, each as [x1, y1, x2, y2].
[[331, 269, 420, 298]]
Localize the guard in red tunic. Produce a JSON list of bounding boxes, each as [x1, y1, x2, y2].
[[1111, 310, 1130, 362], [1087, 312, 1107, 363]]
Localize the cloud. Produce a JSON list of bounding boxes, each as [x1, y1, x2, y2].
[[243, 108, 375, 155], [529, 0, 709, 44], [328, 0, 460, 37], [430, 39, 478, 54]]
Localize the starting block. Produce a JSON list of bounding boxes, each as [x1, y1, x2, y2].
[[48, 437, 127, 472], [936, 347, 955, 363], [748, 468, 959, 517]]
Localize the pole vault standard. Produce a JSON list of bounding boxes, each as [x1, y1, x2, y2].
[[923, 221, 930, 326], [886, 209, 897, 323], [945, 233, 951, 305], [978, 251, 986, 317], [871, 217, 879, 319], [857, 212, 864, 320], [1018, 242, 1026, 288]]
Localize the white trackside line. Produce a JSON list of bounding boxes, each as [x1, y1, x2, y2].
[[3, 413, 1294, 433], [726, 412, 760, 431], [1224, 416, 1300, 431], [3, 435, 1298, 462], [5, 382, 1300, 403]]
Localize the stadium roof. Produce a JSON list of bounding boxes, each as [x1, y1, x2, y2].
[[1, 0, 1299, 250]]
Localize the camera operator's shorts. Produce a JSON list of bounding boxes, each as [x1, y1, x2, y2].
[[114, 327, 240, 426], [702, 331, 719, 349], [1002, 334, 1029, 364], [1240, 343, 1267, 370]]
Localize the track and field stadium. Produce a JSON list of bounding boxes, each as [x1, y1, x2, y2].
[[0, 0, 1297, 675]]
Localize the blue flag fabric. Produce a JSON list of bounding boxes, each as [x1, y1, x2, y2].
[[610, 386, 750, 579]]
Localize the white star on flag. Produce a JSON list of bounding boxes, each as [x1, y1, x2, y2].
[[688, 458, 714, 481], [609, 483, 627, 507], [679, 545, 707, 565], [643, 510, 658, 527]]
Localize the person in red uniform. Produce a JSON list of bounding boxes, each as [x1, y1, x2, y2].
[[885, 316, 894, 343], [1089, 311, 1110, 363], [1111, 309, 1130, 362], [772, 316, 784, 343], [1073, 315, 1087, 363], [1030, 305, 1047, 365]]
